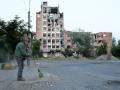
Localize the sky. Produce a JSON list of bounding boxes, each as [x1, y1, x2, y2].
[[0, 0, 120, 40]]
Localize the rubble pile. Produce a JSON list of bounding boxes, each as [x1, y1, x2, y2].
[[95, 55, 119, 60]]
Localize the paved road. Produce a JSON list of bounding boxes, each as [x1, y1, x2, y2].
[[0, 60, 120, 90]]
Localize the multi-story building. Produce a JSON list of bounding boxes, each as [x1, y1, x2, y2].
[[64, 31, 72, 49], [93, 32, 112, 56], [36, 2, 64, 55], [93, 32, 112, 47], [64, 31, 112, 56], [36, 2, 112, 57]]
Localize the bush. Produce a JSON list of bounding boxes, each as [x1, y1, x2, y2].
[[74, 55, 79, 59], [112, 45, 120, 57], [62, 48, 73, 58], [0, 48, 8, 63], [1, 63, 5, 69], [96, 42, 107, 56]]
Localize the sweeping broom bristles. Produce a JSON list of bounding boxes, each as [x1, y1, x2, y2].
[[38, 68, 43, 78]]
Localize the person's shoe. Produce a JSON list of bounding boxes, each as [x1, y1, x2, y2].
[[17, 78, 25, 81]]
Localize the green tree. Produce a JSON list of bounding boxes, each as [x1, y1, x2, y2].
[[0, 19, 9, 62], [112, 38, 120, 57], [96, 42, 107, 56], [5, 16, 28, 54], [112, 37, 117, 47], [0, 16, 28, 62], [32, 39, 42, 57], [0, 35, 9, 62], [118, 40, 120, 45], [71, 31, 93, 57]]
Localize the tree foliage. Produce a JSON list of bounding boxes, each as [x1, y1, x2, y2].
[[0, 16, 28, 62], [32, 39, 42, 57], [62, 47, 73, 58], [96, 42, 107, 56], [71, 31, 93, 57], [112, 37, 117, 47], [111, 38, 120, 57]]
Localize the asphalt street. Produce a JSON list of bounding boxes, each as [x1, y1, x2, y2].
[[0, 60, 120, 90]]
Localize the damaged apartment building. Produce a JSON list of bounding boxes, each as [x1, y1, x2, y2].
[[36, 2, 64, 57], [64, 31, 112, 56], [92, 32, 112, 56]]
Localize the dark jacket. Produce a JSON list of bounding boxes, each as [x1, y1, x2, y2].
[[15, 42, 30, 58]]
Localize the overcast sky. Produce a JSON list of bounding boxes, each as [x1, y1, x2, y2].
[[0, 0, 120, 40]]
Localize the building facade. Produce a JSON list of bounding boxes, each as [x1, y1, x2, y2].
[[93, 32, 112, 47], [93, 32, 112, 56], [36, 2, 112, 57], [64, 31, 112, 56], [64, 31, 72, 49], [36, 2, 64, 54]]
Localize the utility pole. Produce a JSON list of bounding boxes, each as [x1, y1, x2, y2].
[[27, 0, 32, 44], [28, 0, 31, 32], [27, 0, 32, 66]]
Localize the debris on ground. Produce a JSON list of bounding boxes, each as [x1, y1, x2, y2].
[[95, 55, 119, 60]]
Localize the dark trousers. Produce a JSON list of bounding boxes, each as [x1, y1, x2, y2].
[[16, 57, 25, 79]]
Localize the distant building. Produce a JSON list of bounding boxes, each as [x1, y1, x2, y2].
[[93, 32, 112, 56], [93, 32, 112, 47], [36, 2, 112, 57], [64, 31, 112, 56], [36, 2, 64, 56], [64, 31, 72, 49]]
